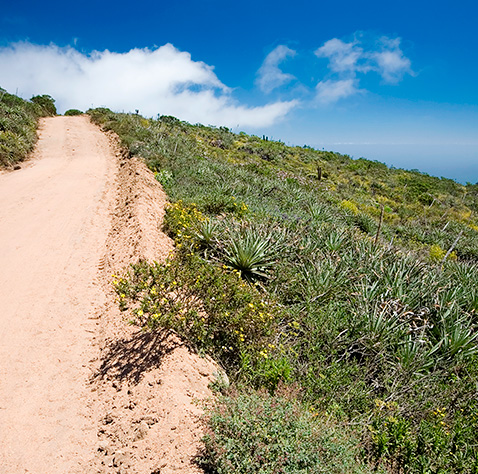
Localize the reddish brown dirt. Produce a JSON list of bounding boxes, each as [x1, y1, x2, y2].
[[0, 116, 218, 474]]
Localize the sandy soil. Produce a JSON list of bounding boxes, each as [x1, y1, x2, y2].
[[0, 116, 218, 474]]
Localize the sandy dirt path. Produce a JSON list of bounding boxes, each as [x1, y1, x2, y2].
[[0, 116, 115, 473]]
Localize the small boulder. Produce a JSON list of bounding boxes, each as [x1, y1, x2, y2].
[[133, 421, 149, 441]]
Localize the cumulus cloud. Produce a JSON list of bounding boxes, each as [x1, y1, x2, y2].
[[0, 42, 297, 127], [256, 45, 297, 93], [314, 34, 413, 103], [315, 39, 366, 74], [372, 37, 413, 83], [315, 79, 360, 104]]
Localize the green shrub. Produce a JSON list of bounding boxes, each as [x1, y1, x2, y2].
[[163, 200, 205, 241], [154, 169, 174, 187], [340, 199, 359, 215], [30, 94, 56, 116], [200, 389, 379, 474], [64, 109, 83, 116], [0, 130, 30, 164], [114, 254, 279, 368], [429, 243, 457, 262], [0, 89, 55, 167], [366, 399, 478, 473]]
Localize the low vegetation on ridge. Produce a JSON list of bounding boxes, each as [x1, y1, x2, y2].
[[89, 107, 478, 474]]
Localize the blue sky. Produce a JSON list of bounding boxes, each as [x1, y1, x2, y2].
[[1, 0, 477, 183]]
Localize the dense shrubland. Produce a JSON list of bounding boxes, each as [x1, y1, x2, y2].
[[90, 108, 478, 474], [0, 88, 56, 167]]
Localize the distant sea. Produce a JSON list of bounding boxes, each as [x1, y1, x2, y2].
[[314, 143, 478, 185]]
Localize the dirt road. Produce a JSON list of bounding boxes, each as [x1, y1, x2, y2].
[[0, 116, 218, 474], [0, 116, 114, 473]]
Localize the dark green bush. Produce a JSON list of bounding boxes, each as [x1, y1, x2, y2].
[[0, 88, 56, 167], [64, 109, 83, 116], [30, 94, 56, 116]]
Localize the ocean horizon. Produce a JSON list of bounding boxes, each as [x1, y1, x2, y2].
[[313, 143, 478, 185]]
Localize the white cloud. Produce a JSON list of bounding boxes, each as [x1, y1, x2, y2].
[[0, 42, 297, 128], [314, 34, 413, 102], [372, 37, 413, 83], [256, 45, 297, 93], [315, 79, 360, 104], [315, 39, 366, 74]]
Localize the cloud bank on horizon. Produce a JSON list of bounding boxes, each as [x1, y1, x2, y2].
[[0, 42, 297, 127], [0, 33, 412, 127]]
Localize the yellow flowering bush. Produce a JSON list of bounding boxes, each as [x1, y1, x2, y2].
[[340, 199, 359, 215], [429, 244, 457, 262], [164, 200, 205, 242], [115, 253, 281, 370]]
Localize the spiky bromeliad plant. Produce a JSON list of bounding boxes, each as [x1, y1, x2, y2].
[[223, 227, 280, 281], [194, 218, 220, 248]]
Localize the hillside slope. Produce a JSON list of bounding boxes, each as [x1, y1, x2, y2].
[[90, 109, 478, 474], [90, 109, 478, 262]]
